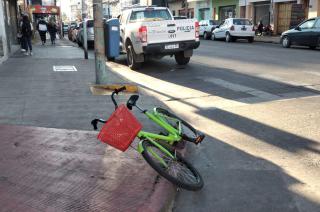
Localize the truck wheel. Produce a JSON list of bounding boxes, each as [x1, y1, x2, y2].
[[126, 44, 141, 70], [107, 57, 115, 61], [175, 51, 190, 65]]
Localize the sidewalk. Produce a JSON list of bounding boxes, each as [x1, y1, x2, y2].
[[0, 38, 175, 211], [254, 35, 280, 44]]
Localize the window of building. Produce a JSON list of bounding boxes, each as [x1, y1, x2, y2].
[[219, 6, 236, 21]]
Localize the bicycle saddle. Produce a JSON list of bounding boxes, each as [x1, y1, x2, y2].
[[127, 95, 139, 110]]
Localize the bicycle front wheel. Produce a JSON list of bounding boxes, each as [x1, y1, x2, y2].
[[141, 140, 204, 191], [155, 108, 200, 142]]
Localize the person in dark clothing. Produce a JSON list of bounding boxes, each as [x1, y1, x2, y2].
[[18, 16, 26, 52], [48, 20, 57, 45], [257, 21, 264, 36], [21, 15, 33, 55], [37, 18, 48, 45]]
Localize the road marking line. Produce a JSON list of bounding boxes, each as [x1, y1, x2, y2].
[[203, 78, 281, 101], [53, 66, 77, 72]]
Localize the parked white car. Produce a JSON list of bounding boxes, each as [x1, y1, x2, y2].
[[119, 6, 200, 70], [199, 20, 220, 40], [212, 18, 255, 43]]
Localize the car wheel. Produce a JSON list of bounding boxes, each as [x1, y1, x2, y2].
[[211, 32, 216, 41], [248, 37, 254, 43], [282, 36, 291, 48], [175, 51, 190, 65], [226, 33, 232, 43], [126, 43, 141, 70], [309, 46, 317, 50]]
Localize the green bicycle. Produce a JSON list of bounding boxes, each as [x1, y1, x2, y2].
[[91, 86, 205, 191]]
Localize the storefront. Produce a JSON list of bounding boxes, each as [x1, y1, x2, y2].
[[196, 1, 212, 20], [0, 0, 18, 63], [212, 0, 239, 21], [277, 2, 305, 33], [168, 1, 195, 18], [0, 0, 6, 61], [29, 5, 60, 23], [254, 1, 270, 25]]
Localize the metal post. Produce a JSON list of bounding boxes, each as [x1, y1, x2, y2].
[[82, 0, 88, 59], [93, 0, 107, 84]]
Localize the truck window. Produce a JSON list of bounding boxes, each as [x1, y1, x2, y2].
[[129, 9, 172, 22]]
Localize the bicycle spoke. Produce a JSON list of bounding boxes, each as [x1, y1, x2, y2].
[[170, 160, 198, 183]]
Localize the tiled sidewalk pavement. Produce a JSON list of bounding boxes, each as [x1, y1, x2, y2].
[[0, 38, 176, 211], [0, 125, 158, 211]]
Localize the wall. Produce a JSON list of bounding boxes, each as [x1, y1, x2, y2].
[[308, 0, 320, 17], [195, 0, 212, 20], [168, 1, 182, 16], [0, 0, 8, 63], [212, 0, 239, 20]]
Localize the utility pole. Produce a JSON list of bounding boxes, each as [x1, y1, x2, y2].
[[93, 0, 107, 84], [82, 0, 88, 59]]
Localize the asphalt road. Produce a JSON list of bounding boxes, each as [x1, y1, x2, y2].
[[107, 40, 320, 212]]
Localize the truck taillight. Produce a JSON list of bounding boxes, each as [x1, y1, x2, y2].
[[195, 21, 199, 38], [139, 26, 147, 43], [230, 25, 235, 31]]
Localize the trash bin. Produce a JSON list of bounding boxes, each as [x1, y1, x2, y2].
[[104, 18, 120, 61]]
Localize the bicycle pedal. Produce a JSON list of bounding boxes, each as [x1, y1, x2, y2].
[[195, 134, 205, 145]]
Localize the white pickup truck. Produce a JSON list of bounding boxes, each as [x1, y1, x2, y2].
[[118, 6, 200, 70]]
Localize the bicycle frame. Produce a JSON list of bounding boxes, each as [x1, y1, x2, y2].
[[136, 109, 182, 155]]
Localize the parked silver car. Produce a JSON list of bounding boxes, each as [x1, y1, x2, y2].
[[76, 20, 94, 47]]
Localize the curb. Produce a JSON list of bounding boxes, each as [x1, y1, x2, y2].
[[255, 40, 279, 44], [138, 178, 177, 212]]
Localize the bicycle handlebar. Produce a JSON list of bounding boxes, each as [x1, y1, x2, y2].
[[111, 86, 126, 109]]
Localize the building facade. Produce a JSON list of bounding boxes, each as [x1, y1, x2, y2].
[[212, 0, 239, 21], [240, 0, 319, 34], [168, 0, 211, 20], [0, 0, 20, 64]]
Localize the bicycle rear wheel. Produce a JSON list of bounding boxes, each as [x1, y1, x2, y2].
[[155, 108, 202, 143], [141, 140, 204, 191]]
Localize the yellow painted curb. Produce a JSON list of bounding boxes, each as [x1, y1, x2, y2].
[[90, 84, 139, 95]]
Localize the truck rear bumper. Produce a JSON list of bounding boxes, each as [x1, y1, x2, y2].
[[143, 40, 200, 55]]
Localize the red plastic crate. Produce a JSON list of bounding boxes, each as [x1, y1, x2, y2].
[[97, 104, 142, 152]]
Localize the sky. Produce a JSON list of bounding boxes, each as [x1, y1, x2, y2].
[[57, 0, 72, 20]]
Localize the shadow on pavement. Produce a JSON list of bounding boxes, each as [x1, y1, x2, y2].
[[174, 134, 320, 212], [112, 56, 320, 105], [198, 108, 320, 155]]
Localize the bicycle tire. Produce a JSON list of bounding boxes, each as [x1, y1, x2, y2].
[[141, 140, 204, 191], [155, 108, 199, 142]]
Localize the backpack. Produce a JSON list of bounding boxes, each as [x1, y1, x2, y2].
[[39, 23, 47, 31], [23, 22, 32, 36]]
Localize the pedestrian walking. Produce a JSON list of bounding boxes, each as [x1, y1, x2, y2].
[[21, 15, 33, 56], [17, 16, 26, 52], [48, 19, 57, 45], [37, 17, 48, 45]]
